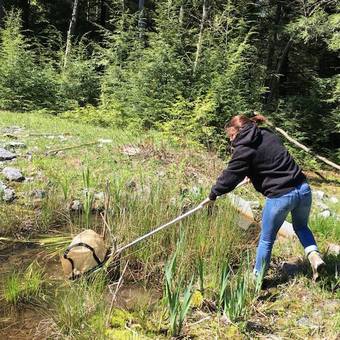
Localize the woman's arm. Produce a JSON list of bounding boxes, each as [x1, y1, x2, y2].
[[209, 146, 253, 200]]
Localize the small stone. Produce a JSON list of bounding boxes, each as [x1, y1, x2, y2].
[[4, 141, 26, 149], [327, 243, 340, 256], [98, 138, 113, 144], [313, 190, 325, 200], [0, 148, 16, 161], [329, 196, 338, 204], [297, 316, 314, 327], [70, 200, 82, 211], [157, 171, 166, 177], [3, 133, 18, 139], [126, 180, 137, 190], [278, 221, 296, 239], [315, 201, 329, 211], [31, 189, 46, 199], [318, 210, 331, 218], [94, 192, 105, 200], [0, 180, 6, 191], [122, 145, 141, 156], [2, 167, 25, 182], [2, 188, 15, 202], [190, 186, 201, 197]]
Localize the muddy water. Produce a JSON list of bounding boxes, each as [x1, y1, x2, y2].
[[0, 242, 62, 339], [0, 240, 161, 339]]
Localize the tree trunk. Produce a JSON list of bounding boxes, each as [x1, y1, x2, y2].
[[267, 38, 293, 104], [193, 0, 207, 75], [265, 1, 282, 107], [179, 5, 184, 25], [0, 0, 4, 28], [22, 0, 30, 29], [100, 0, 107, 27], [64, 0, 79, 68], [138, 0, 145, 40]]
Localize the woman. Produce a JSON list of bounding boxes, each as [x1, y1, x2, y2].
[[205, 114, 325, 281]]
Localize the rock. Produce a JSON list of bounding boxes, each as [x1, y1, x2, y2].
[[70, 200, 83, 212], [3, 188, 15, 202], [0, 180, 15, 202], [122, 145, 141, 156], [92, 192, 105, 212], [0, 148, 16, 161], [2, 126, 24, 136], [281, 260, 303, 276], [4, 141, 26, 150], [329, 196, 338, 204], [94, 192, 105, 200], [327, 243, 340, 256], [126, 180, 137, 190], [190, 186, 201, 197], [0, 180, 6, 191], [31, 189, 46, 199], [157, 170, 166, 177], [318, 210, 331, 218], [3, 133, 18, 139], [228, 194, 255, 230], [297, 316, 315, 328], [228, 194, 254, 219], [278, 221, 296, 239], [2, 167, 25, 182], [315, 201, 329, 211], [313, 190, 325, 200]]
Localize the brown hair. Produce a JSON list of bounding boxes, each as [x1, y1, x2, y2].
[[224, 113, 267, 133]]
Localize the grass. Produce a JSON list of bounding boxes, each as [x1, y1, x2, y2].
[[164, 244, 194, 337], [49, 273, 108, 339], [0, 110, 339, 339], [2, 261, 45, 305]]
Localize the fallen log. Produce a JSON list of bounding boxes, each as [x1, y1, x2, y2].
[[261, 117, 340, 171], [45, 141, 99, 155]]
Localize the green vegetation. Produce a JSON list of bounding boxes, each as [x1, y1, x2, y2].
[[0, 109, 339, 338], [2, 262, 45, 305], [0, 2, 338, 159], [164, 245, 194, 337]]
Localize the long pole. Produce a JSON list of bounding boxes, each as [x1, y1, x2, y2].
[[114, 178, 248, 255]]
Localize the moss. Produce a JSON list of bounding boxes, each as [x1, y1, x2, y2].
[[105, 328, 134, 339], [89, 314, 106, 332], [191, 290, 203, 309], [224, 324, 243, 339], [110, 308, 133, 328]]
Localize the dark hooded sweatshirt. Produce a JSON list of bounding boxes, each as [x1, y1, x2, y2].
[[209, 123, 306, 200]]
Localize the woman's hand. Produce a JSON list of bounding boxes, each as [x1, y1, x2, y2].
[[200, 197, 215, 207]]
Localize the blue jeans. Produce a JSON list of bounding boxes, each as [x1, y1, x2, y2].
[[254, 182, 318, 275]]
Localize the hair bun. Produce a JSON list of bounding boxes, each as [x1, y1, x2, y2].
[[250, 113, 267, 124]]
